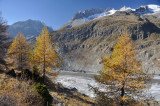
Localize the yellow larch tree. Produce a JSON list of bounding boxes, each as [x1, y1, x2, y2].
[[30, 26, 62, 81], [7, 32, 30, 71], [94, 33, 152, 106]]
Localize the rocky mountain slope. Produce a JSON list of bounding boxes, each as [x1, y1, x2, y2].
[[51, 11, 160, 74], [8, 19, 53, 42], [60, 4, 160, 30]]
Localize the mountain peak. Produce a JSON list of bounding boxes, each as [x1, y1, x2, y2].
[[72, 8, 104, 20], [16, 19, 40, 23], [135, 5, 149, 13], [120, 6, 127, 11], [8, 19, 53, 39], [119, 6, 132, 11]]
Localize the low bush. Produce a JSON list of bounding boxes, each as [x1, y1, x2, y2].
[[0, 74, 43, 106], [33, 83, 53, 106], [32, 66, 43, 82], [23, 69, 32, 80], [6, 69, 16, 77]]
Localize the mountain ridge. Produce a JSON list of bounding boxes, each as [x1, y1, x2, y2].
[[60, 4, 160, 30], [8, 19, 53, 39]]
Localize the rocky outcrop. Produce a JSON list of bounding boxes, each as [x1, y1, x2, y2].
[[135, 6, 149, 13], [60, 9, 105, 29], [52, 13, 160, 73], [72, 9, 104, 20]]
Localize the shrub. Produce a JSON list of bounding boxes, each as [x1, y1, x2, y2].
[[0, 74, 42, 106], [24, 69, 32, 79], [20, 69, 32, 80], [33, 83, 53, 105], [6, 69, 16, 77], [32, 66, 42, 82]]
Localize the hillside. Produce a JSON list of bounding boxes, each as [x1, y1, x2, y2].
[[0, 71, 96, 106], [0, 73, 42, 106], [51, 12, 160, 74]]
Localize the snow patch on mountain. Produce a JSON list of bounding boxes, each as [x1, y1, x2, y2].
[[75, 9, 117, 22], [148, 4, 160, 13], [60, 4, 160, 29], [85, 8, 117, 22], [86, 4, 160, 21], [120, 6, 134, 11]]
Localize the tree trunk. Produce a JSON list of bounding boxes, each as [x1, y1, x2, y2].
[[120, 86, 125, 106], [42, 68, 45, 82], [43, 53, 46, 82], [43, 36, 46, 83]]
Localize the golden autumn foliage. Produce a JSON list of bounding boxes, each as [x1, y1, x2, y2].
[[94, 33, 153, 105], [7, 32, 30, 71], [0, 73, 42, 106], [30, 26, 62, 81]]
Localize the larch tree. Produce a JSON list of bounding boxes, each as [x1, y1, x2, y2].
[[0, 15, 10, 68], [94, 33, 152, 106], [7, 32, 30, 72], [30, 26, 62, 82]]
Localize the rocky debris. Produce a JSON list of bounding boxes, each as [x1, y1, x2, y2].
[[144, 101, 160, 106]]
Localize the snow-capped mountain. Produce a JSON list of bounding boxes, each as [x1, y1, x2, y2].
[[147, 5, 160, 13], [60, 4, 160, 29], [134, 5, 160, 14], [91, 4, 160, 19]]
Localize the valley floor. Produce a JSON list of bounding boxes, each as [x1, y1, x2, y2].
[[55, 71, 160, 101]]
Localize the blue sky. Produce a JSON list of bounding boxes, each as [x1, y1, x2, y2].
[[0, 0, 160, 30]]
